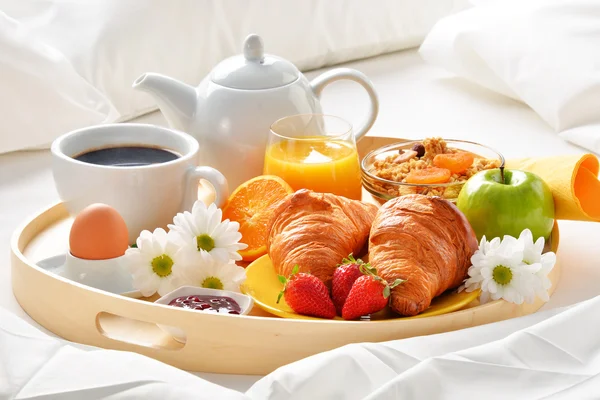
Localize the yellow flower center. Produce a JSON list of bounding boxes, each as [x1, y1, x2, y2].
[[151, 254, 174, 277], [202, 276, 224, 290], [492, 265, 513, 285], [196, 234, 215, 252]]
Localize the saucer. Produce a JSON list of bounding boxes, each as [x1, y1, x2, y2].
[[36, 253, 134, 294]]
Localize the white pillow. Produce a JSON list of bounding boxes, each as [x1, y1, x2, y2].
[[0, 10, 117, 154], [0, 0, 469, 154], [419, 0, 600, 153]]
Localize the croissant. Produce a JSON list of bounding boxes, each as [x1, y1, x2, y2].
[[267, 189, 378, 285], [369, 194, 478, 316]]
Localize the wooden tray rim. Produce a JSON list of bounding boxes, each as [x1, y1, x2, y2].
[[9, 136, 562, 375]]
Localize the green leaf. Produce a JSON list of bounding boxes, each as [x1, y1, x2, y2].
[[292, 264, 300, 275], [359, 262, 376, 276], [340, 253, 366, 266], [130, 243, 138, 248], [277, 275, 287, 285], [340, 253, 353, 265], [389, 278, 406, 289], [276, 291, 284, 304], [383, 285, 391, 299], [359, 263, 368, 275]]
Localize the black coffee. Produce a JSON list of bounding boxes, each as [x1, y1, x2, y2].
[[75, 146, 180, 167]]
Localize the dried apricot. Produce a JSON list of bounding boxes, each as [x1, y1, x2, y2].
[[405, 167, 452, 184], [433, 152, 475, 174]]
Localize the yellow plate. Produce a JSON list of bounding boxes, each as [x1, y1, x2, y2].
[[240, 254, 481, 321]]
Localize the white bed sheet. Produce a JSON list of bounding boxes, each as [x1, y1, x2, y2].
[[1, 48, 599, 393]]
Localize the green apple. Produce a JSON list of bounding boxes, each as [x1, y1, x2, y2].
[[457, 168, 555, 241]]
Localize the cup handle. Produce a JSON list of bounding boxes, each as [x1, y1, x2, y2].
[[309, 67, 379, 142], [184, 166, 229, 210]]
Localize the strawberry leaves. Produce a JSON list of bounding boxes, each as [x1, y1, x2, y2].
[[339, 253, 364, 266], [357, 262, 405, 299], [277, 264, 300, 304], [383, 279, 405, 298]]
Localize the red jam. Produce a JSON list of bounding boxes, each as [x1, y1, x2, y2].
[[168, 295, 242, 315]]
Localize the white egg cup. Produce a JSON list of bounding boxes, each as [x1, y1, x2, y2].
[[63, 252, 133, 294], [154, 286, 254, 343]]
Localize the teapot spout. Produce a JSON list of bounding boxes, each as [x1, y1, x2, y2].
[[132, 73, 197, 132]]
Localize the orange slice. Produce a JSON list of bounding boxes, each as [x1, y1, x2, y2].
[[222, 175, 294, 262], [405, 167, 452, 184], [433, 152, 475, 174]]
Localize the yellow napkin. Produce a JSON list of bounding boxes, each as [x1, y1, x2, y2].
[[506, 154, 600, 221]]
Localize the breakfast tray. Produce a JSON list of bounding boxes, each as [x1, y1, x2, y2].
[[10, 136, 561, 375]]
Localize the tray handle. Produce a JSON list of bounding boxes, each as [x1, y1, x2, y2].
[[76, 288, 217, 351]]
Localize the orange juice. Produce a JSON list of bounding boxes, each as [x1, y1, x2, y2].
[[263, 138, 362, 200]]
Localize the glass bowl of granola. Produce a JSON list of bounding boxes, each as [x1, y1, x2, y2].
[[361, 137, 505, 203]]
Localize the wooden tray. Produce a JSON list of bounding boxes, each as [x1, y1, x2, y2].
[[10, 136, 561, 375]]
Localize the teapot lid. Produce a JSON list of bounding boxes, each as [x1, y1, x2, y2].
[[210, 34, 300, 90]]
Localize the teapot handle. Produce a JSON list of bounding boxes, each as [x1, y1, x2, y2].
[[309, 68, 379, 142]]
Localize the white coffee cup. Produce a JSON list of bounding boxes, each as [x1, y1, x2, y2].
[[51, 123, 229, 243]]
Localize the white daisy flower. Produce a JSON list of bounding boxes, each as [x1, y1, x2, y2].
[[124, 228, 190, 297], [517, 229, 557, 302], [462, 235, 542, 305], [460, 235, 500, 292], [168, 200, 247, 263], [181, 250, 247, 292]]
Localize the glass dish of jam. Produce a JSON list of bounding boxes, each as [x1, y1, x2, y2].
[[168, 295, 242, 315]]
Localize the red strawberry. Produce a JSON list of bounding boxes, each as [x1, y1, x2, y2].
[[332, 254, 368, 315], [277, 265, 336, 319], [342, 265, 404, 320]]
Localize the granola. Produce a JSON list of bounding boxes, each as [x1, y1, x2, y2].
[[369, 137, 501, 200]]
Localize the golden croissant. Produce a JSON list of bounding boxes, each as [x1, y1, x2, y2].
[[369, 194, 478, 316], [267, 189, 378, 285]]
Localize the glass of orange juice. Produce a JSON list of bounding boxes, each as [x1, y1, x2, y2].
[[264, 114, 362, 200]]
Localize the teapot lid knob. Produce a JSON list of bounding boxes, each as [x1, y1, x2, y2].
[[243, 34, 264, 63], [210, 33, 299, 90]]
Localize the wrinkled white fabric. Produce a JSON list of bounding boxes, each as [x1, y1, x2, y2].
[[419, 0, 600, 154], [0, 0, 468, 154], [246, 304, 567, 399], [0, 10, 118, 154], [248, 297, 600, 399], [0, 308, 248, 399], [3, 297, 600, 399]]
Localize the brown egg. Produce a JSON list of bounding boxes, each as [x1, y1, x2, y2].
[[69, 203, 129, 260]]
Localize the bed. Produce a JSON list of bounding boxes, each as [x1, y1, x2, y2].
[[2, 47, 600, 393]]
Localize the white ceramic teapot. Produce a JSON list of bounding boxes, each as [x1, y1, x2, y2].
[[133, 34, 379, 188]]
